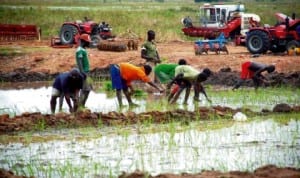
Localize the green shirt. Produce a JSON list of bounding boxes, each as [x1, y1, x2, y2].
[[76, 46, 90, 73], [141, 40, 158, 59], [154, 64, 178, 83], [175, 65, 199, 82]]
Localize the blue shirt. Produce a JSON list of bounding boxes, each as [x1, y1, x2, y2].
[[53, 72, 83, 94]]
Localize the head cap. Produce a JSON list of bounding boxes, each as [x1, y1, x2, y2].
[[80, 34, 91, 43]]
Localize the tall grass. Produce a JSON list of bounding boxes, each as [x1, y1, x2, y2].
[[0, 1, 299, 41]]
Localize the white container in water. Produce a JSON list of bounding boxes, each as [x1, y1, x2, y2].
[[233, 112, 247, 121]]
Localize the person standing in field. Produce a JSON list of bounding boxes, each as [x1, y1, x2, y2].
[[110, 62, 164, 107], [76, 34, 93, 107], [232, 61, 275, 90], [50, 68, 84, 114], [168, 65, 212, 104], [141, 30, 161, 82]]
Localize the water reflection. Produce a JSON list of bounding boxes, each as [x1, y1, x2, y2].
[[0, 82, 299, 115], [0, 82, 204, 115], [0, 86, 119, 115]]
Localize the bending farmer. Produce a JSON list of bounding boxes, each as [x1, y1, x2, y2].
[[232, 61, 275, 90], [110, 63, 164, 107], [168, 65, 212, 104], [50, 68, 84, 114]]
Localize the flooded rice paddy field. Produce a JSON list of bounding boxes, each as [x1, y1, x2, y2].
[[0, 82, 299, 116], [0, 82, 299, 177], [0, 117, 299, 177]]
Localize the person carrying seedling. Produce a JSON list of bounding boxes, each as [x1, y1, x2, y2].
[[76, 33, 93, 108], [232, 61, 275, 90], [50, 68, 84, 114], [141, 30, 161, 82], [109, 62, 164, 107], [168, 65, 212, 105]]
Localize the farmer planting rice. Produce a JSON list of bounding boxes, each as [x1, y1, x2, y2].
[[154, 59, 187, 95], [50, 68, 84, 114], [167, 65, 212, 104], [109, 62, 164, 107], [232, 61, 275, 90]]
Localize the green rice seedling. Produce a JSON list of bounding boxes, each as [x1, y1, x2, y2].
[[33, 118, 47, 131], [102, 80, 113, 92], [97, 115, 104, 128], [166, 121, 178, 149], [133, 89, 147, 97]]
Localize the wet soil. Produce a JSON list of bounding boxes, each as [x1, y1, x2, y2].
[[0, 40, 300, 178], [1, 164, 300, 178]]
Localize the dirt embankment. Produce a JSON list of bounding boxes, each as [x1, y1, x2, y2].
[[1, 164, 300, 178], [0, 104, 299, 134], [0, 40, 300, 88], [1, 41, 300, 178], [1, 104, 300, 178]]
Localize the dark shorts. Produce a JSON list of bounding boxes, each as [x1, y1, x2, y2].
[[110, 64, 127, 90]]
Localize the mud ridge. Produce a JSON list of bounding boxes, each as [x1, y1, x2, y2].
[[1, 104, 299, 134], [1, 164, 300, 178]]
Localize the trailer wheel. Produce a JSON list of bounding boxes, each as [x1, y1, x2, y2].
[[286, 40, 300, 51], [90, 35, 101, 48], [60, 25, 78, 45], [246, 30, 270, 54]]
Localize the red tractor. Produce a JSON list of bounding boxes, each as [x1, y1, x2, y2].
[[246, 13, 300, 54], [59, 18, 114, 47], [181, 3, 260, 44]]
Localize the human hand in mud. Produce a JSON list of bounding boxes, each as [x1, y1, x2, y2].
[[159, 88, 165, 93]]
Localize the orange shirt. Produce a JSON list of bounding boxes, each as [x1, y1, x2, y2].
[[119, 63, 151, 86]]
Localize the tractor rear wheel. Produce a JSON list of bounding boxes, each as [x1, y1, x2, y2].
[[60, 25, 78, 45], [90, 35, 101, 48], [246, 30, 270, 54]]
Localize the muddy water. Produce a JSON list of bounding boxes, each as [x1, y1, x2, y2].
[[0, 119, 299, 177], [0, 83, 299, 116]]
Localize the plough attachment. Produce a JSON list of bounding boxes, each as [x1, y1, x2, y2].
[[0, 24, 41, 41], [97, 38, 139, 52], [194, 33, 229, 55]]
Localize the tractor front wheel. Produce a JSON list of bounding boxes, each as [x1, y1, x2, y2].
[[60, 25, 78, 45], [246, 30, 270, 54]]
